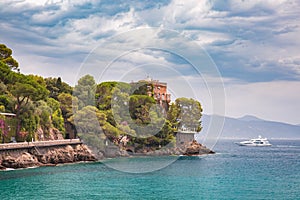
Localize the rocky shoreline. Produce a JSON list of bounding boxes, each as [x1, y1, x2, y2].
[[105, 140, 215, 157], [0, 144, 96, 170], [0, 140, 214, 170]]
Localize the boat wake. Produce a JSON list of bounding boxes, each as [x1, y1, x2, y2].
[[276, 145, 299, 148]]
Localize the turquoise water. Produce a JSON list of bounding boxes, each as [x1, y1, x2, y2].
[[1, 139, 300, 200]]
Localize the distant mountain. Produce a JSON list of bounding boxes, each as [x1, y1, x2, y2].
[[238, 115, 264, 122], [199, 114, 300, 139]]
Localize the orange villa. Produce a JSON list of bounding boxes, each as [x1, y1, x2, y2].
[[138, 77, 171, 111]]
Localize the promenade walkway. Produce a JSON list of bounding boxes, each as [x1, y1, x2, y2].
[[0, 139, 82, 150]]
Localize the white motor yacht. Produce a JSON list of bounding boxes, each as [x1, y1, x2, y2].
[[235, 135, 272, 146]]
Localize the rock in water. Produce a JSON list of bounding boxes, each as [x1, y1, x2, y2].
[[184, 140, 215, 156]]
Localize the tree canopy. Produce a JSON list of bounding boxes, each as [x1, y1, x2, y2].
[[73, 75, 97, 109], [0, 44, 19, 71], [173, 97, 203, 132]]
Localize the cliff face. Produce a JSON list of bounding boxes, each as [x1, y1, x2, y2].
[[36, 127, 65, 141], [0, 144, 96, 170]]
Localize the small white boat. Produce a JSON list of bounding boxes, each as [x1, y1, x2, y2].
[[235, 135, 272, 147]]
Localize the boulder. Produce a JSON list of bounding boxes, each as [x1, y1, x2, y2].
[[38, 147, 72, 164], [2, 153, 39, 169], [16, 152, 40, 168], [51, 128, 64, 140], [74, 145, 96, 161], [1, 156, 16, 168], [184, 140, 215, 155]]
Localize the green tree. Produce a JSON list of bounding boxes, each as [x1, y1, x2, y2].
[[130, 80, 152, 95], [0, 81, 7, 94], [74, 106, 120, 136], [0, 61, 13, 84], [96, 81, 131, 111], [10, 75, 49, 136], [73, 106, 106, 134], [73, 75, 96, 109], [35, 100, 52, 135], [57, 93, 78, 139], [0, 44, 19, 71], [45, 77, 72, 99], [129, 95, 156, 124], [17, 100, 38, 142], [96, 81, 117, 110], [47, 98, 65, 134], [156, 120, 176, 147], [167, 102, 180, 130], [57, 93, 78, 121], [0, 82, 14, 112], [11, 80, 48, 115], [72, 106, 107, 150], [175, 97, 203, 132], [110, 87, 131, 124]]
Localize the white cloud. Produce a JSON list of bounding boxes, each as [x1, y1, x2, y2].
[[145, 0, 300, 80], [68, 8, 143, 40], [117, 50, 168, 66], [162, 0, 212, 25], [228, 0, 289, 11], [14, 0, 97, 7], [1, 0, 300, 124]]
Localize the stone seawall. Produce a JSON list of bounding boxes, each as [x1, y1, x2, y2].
[[0, 139, 96, 170]]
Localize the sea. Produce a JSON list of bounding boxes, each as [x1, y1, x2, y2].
[[1, 139, 299, 200]]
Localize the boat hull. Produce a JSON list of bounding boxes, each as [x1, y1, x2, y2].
[[235, 135, 272, 147], [235, 142, 272, 147]]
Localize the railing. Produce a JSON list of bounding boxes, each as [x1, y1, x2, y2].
[[178, 128, 198, 134], [0, 139, 82, 150]]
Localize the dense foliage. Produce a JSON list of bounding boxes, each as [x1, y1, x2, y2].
[[0, 44, 203, 152], [74, 77, 203, 152], [0, 44, 71, 142]]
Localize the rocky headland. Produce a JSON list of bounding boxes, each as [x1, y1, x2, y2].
[[0, 139, 214, 170], [99, 139, 215, 158], [142, 140, 214, 156]]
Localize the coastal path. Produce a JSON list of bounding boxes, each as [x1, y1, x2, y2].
[[0, 139, 82, 151]]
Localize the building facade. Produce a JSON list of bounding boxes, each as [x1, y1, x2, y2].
[[141, 77, 171, 111], [175, 131, 196, 147]]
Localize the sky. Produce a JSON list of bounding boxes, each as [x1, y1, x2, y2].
[[0, 0, 299, 125]]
